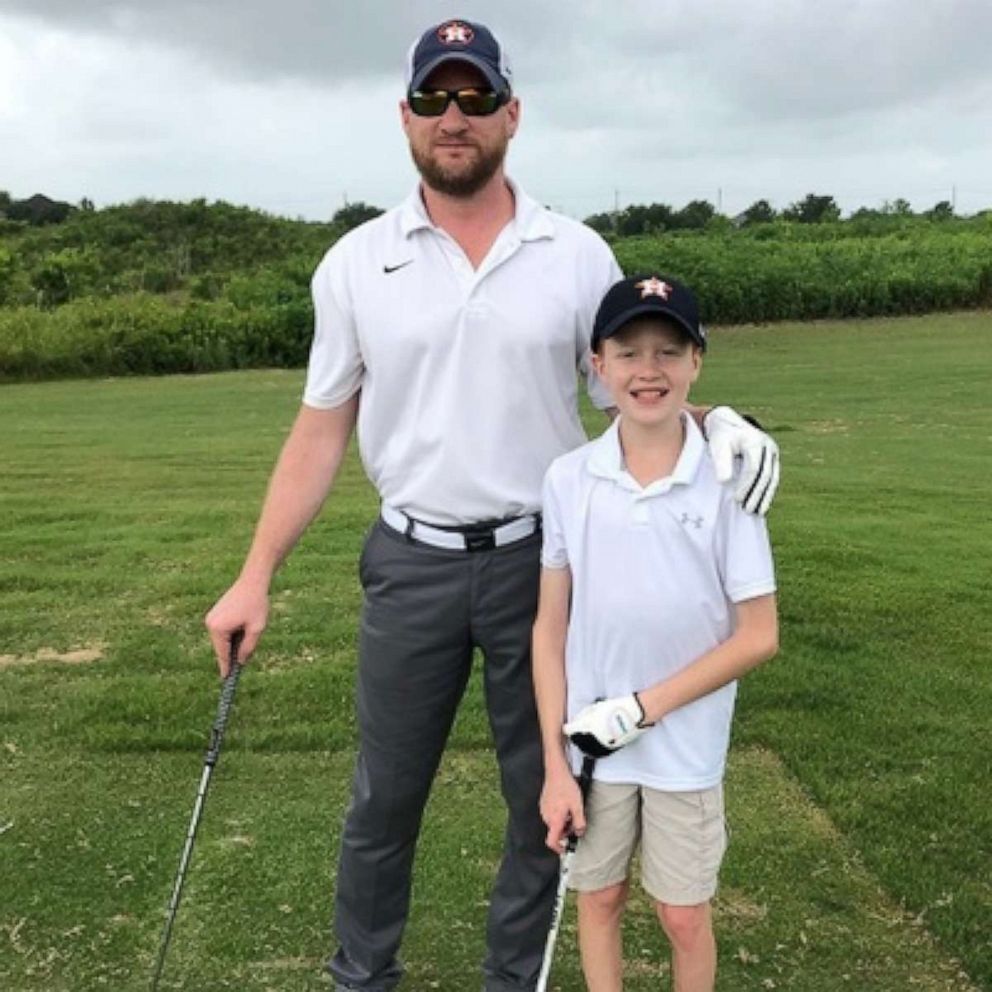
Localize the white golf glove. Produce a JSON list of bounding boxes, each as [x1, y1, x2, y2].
[[703, 406, 780, 516], [564, 694, 648, 758]]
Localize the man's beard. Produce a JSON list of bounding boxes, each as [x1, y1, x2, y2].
[[411, 140, 506, 198]]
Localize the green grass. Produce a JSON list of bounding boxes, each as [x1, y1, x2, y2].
[[1, 311, 990, 990]]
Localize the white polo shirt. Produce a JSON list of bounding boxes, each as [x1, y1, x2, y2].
[[303, 180, 621, 525], [541, 414, 776, 791]]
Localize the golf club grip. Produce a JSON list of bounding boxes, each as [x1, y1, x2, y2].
[[577, 754, 596, 801], [565, 755, 597, 853], [206, 632, 244, 766]]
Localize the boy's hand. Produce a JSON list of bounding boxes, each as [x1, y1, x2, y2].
[[702, 405, 780, 516], [564, 694, 648, 757], [540, 766, 586, 852]]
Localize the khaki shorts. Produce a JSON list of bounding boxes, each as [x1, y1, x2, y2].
[[569, 780, 727, 906]]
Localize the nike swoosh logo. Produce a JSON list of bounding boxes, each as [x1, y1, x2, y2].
[[383, 260, 414, 274]]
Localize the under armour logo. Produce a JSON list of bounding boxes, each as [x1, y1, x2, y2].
[[680, 512, 704, 529]]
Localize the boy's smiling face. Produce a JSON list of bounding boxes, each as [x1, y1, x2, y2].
[[592, 317, 701, 429]]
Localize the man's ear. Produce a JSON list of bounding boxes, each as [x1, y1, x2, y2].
[[505, 96, 521, 139]]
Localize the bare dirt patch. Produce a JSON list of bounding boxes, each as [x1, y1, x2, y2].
[[0, 645, 105, 670], [715, 887, 770, 924], [807, 418, 851, 434]]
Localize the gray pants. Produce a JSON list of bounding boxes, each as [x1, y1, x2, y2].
[[327, 520, 556, 992]]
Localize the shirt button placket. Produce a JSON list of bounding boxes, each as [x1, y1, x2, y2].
[[631, 497, 650, 527]]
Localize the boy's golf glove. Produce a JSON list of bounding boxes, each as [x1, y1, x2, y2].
[[703, 406, 780, 516], [564, 694, 648, 757]]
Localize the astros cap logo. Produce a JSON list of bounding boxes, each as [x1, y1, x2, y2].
[[438, 21, 474, 45], [635, 277, 673, 300]]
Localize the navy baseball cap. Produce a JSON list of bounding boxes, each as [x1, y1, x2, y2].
[[592, 274, 707, 351], [405, 19, 513, 95]]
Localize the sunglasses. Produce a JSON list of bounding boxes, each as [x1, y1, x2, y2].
[[408, 87, 509, 117]]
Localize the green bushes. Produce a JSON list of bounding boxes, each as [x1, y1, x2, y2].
[[0, 294, 313, 380], [615, 221, 992, 324], [0, 198, 338, 308], [0, 200, 333, 379], [2, 200, 991, 381]]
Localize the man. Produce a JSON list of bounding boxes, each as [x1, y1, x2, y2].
[[205, 19, 779, 992]]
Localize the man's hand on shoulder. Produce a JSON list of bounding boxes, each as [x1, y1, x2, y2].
[[702, 405, 780, 516]]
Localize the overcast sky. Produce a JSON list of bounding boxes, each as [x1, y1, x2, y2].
[[2, 0, 991, 221]]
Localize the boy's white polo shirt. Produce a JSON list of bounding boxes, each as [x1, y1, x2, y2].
[[541, 414, 776, 791], [303, 180, 621, 525]]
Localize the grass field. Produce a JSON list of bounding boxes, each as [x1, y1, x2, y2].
[[1, 311, 990, 990]]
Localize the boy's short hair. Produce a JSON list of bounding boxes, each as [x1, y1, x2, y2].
[[592, 274, 706, 352]]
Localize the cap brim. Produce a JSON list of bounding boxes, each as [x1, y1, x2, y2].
[[594, 303, 705, 350], [409, 54, 506, 94]]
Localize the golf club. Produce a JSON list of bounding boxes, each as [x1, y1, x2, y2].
[[150, 630, 244, 992], [535, 753, 597, 992]]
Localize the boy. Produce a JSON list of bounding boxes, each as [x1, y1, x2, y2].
[[532, 274, 778, 992]]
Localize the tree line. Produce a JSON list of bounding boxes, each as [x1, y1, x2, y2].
[[583, 193, 961, 236], [0, 191, 78, 226], [0, 189, 382, 231], [2, 188, 969, 238], [2, 192, 989, 381]]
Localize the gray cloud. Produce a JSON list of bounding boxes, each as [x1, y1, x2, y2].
[[4, 0, 991, 120], [700, 0, 992, 122], [1, 0, 418, 83], [2, 0, 990, 217]]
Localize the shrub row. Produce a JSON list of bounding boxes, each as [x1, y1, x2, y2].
[[615, 227, 992, 323], [0, 200, 337, 308], [2, 220, 991, 381], [0, 294, 313, 380]]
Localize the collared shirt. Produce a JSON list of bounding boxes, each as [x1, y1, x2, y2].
[[303, 180, 621, 525], [541, 414, 776, 790]]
